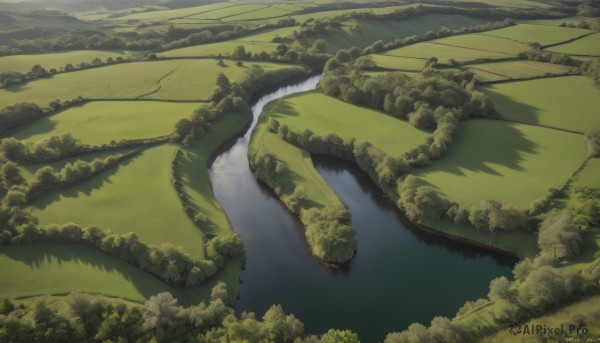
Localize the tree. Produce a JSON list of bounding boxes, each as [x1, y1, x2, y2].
[[321, 329, 359, 343], [142, 293, 180, 334], [487, 276, 511, 301], [2, 161, 25, 187], [310, 39, 327, 54], [538, 210, 583, 260], [585, 128, 600, 157], [232, 45, 248, 60]]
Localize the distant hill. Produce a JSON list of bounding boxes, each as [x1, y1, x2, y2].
[[0, 10, 98, 32], [0, 0, 220, 13]]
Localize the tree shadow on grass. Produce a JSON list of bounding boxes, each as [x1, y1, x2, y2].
[[417, 119, 539, 177], [483, 86, 542, 126], [268, 100, 301, 118], [0, 243, 185, 301], [30, 151, 142, 211], [12, 103, 87, 140]]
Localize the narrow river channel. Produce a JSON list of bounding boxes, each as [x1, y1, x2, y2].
[[208, 75, 514, 342]]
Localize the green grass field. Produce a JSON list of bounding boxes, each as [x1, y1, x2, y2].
[[223, 6, 294, 22], [435, 33, 529, 55], [107, 2, 234, 22], [0, 59, 298, 108], [482, 76, 600, 132], [545, 32, 600, 56], [12, 101, 199, 145], [0, 50, 133, 73], [0, 243, 185, 303], [250, 101, 346, 213], [466, 60, 572, 81], [413, 119, 586, 208], [29, 144, 206, 258], [384, 42, 511, 64], [269, 92, 430, 156], [467, 68, 510, 82], [481, 23, 592, 46], [305, 14, 488, 51], [370, 54, 427, 71]]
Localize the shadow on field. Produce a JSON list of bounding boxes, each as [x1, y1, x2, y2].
[[30, 151, 142, 210], [1, 243, 176, 299], [483, 87, 542, 125], [417, 119, 539, 177], [12, 103, 87, 139], [267, 100, 300, 118]]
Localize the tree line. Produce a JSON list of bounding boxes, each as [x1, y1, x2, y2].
[[0, 97, 86, 135], [0, 283, 360, 342]]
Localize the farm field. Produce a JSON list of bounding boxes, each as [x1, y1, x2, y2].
[[104, 2, 235, 22], [467, 68, 509, 82], [482, 76, 600, 132], [466, 60, 572, 81], [545, 32, 600, 56], [434, 33, 529, 55], [29, 144, 206, 258], [369, 54, 427, 71], [383, 41, 511, 64], [0, 59, 300, 107], [0, 50, 134, 73], [158, 40, 279, 58], [480, 23, 593, 46], [268, 92, 430, 156], [303, 14, 489, 51], [0, 243, 184, 302], [12, 101, 199, 145], [413, 119, 586, 208]]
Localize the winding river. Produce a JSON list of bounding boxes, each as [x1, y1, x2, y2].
[[208, 76, 514, 342]]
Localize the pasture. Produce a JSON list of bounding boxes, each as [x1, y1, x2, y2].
[[384, 42, 510, 64], [482, 76, 600, 132], [0, 59, 299, 107], [29, 144, 206, 258], [369, 54, 427, 71], [435, 33, 528, 55], [0, 50, 133, 73], [545, 32, 600, 56], [0, 243, 184, 302], [158, 41, 280, 58], [466, 60, 572, 81], [481, 23, 592, 46], [269, 92, 430, 157], [413, 119, 586, 208], [12, 101, 199, 145]]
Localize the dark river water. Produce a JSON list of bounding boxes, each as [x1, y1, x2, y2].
[[208, 75, 514, 342]]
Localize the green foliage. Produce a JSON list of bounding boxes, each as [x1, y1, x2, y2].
[[538, 210, 584, 260], [585, 128, 600, 157]]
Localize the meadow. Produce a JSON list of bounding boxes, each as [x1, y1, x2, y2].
[[158, 41, 280, 58], [369, 54, 427, 71], [12, 101, 200, 145], [0, 59, 299, 107], [480, 23, 592, 46], [466, 60, 572, 81], [545, 32, 600, 56], [383, 42, 511, 64], [0, 50, 133, 73], [482, 76, 600, 132], [413, 119, 586, 208], [0, 243, 185, 303], [434, 33, 529, 55], [29, 144, 206, 258], [269, 92, 430, 156], [304, 14, 489, 51]]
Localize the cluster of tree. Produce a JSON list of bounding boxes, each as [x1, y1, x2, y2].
[[385, 254, 600, 343], [586, 128, 600, 156], [227, 42, 330, 70], [399, 175, 529, 233], [577, 0, 600, 17], [571, 193, 600, 230], [9, 222, 243, 288], [0, 285, 360, 342], [0, 97, 86, 134], [519, 49, 579, 66], [582, 59, 600, 88], [0, 133, 168, 164], [171, 148, 206, 227], [538, 210, 584, 260], [560, 19, 600, 31], [248, 143, 357, 264]]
